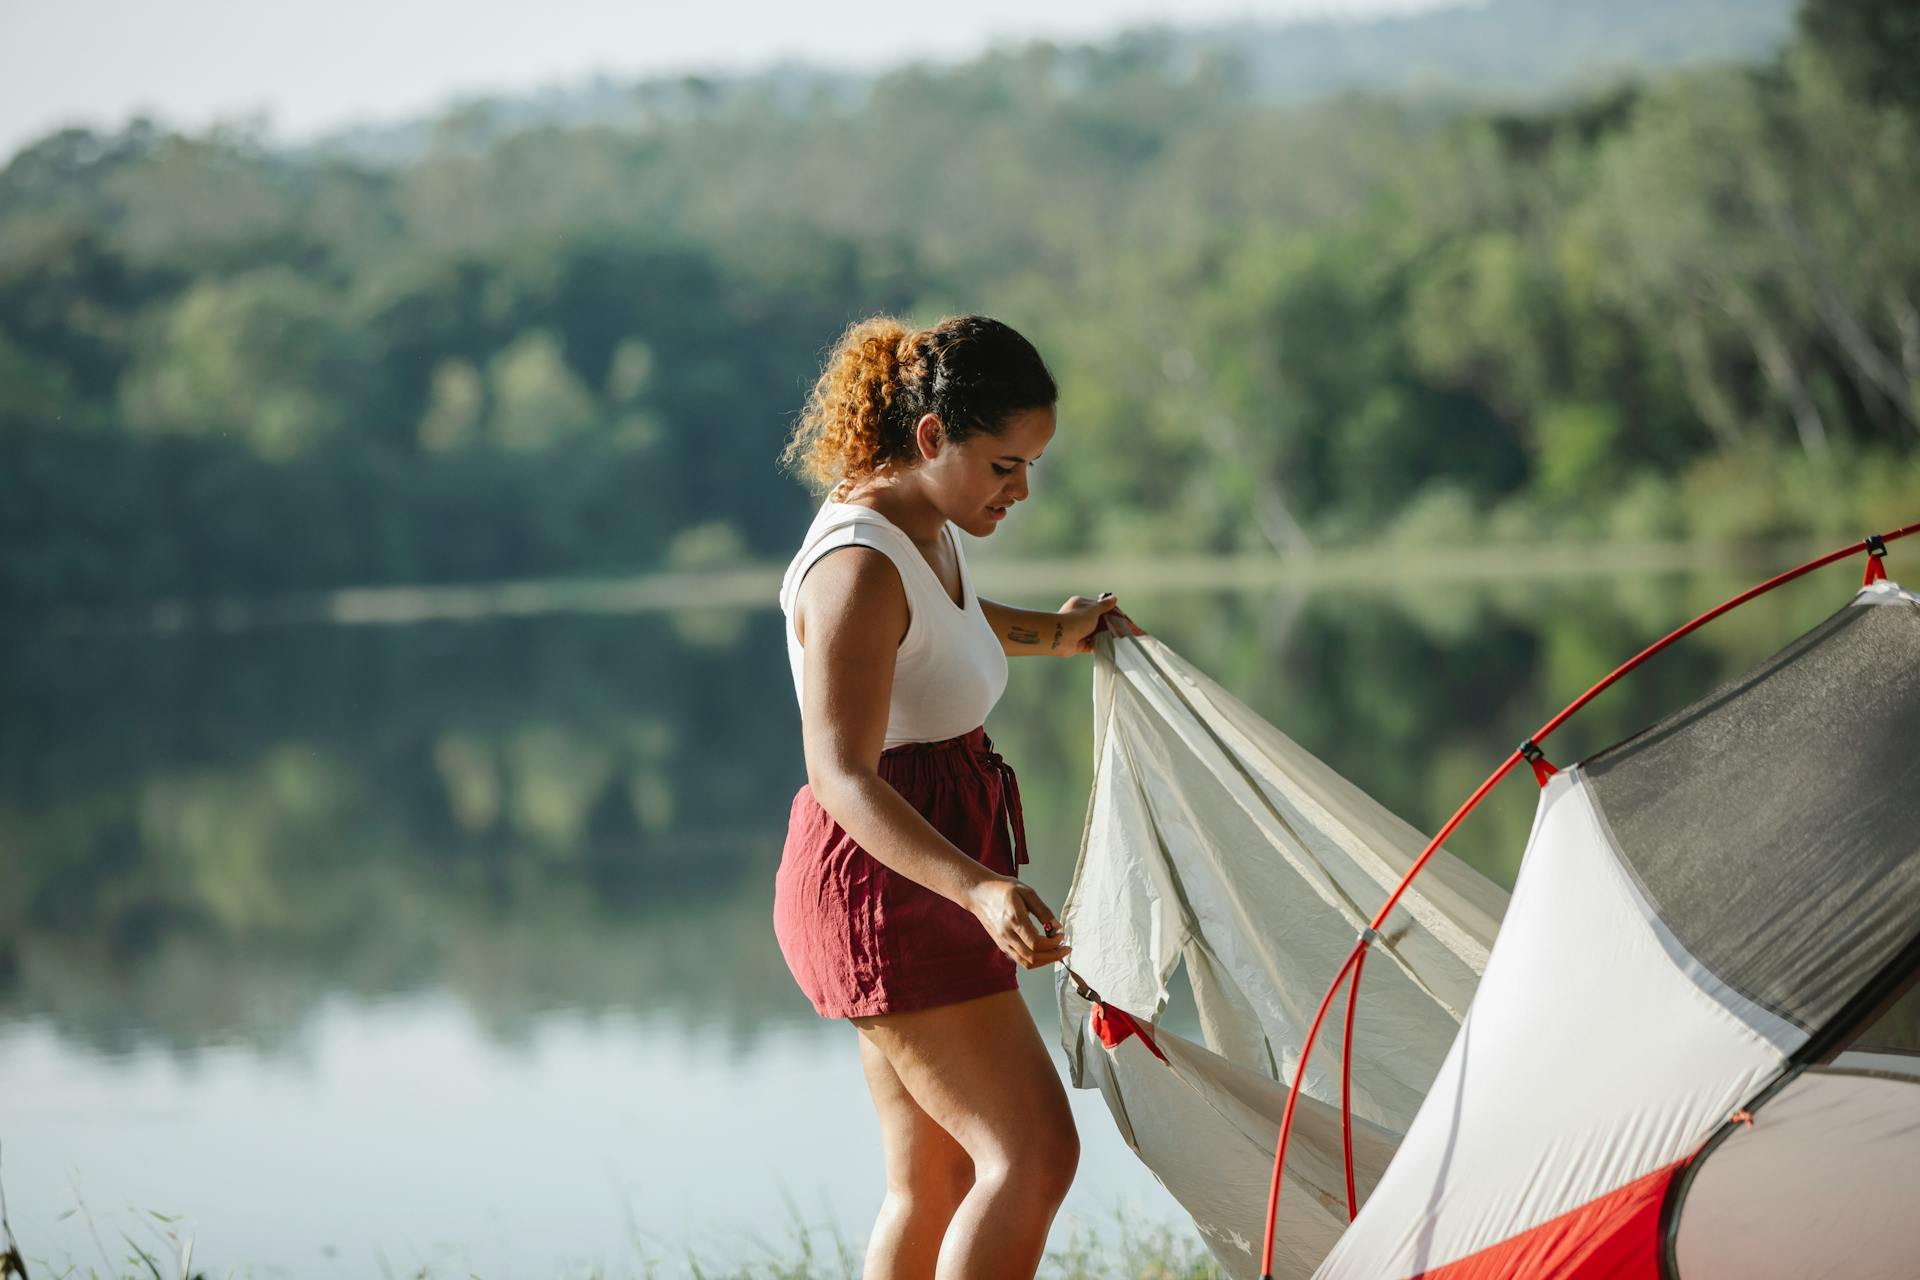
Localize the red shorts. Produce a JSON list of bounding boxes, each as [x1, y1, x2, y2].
[[773, 726, 1032, 1019]]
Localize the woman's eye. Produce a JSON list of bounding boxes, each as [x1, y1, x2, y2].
[[992, 464, 1013, 477]]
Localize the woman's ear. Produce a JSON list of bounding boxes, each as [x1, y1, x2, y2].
[[914, 412, 944, 461]]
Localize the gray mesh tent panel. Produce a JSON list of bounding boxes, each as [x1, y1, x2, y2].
[[1583, 587, 1920, 1033]]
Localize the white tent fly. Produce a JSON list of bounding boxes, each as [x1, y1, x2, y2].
[[1058, 577, 1920, 1280]]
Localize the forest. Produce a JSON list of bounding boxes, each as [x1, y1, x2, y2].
[[2, 0, 1916, 611]]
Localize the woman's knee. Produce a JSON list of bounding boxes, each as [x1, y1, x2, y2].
[[1041, 1115, 1081, 1192], [976, 1111, 1078, 1199]]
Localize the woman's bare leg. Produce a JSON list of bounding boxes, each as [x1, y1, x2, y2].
[[852, 988, 1079, 1280], [856, 1028, 976, 1279]]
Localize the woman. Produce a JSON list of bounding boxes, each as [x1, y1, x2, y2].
[[772, 313, 1123, 1279]]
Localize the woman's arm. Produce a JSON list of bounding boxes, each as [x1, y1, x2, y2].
[[979, 593, 1122, 657], [797, 549, 1068, 968]]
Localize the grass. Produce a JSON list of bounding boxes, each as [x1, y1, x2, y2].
[[0, 1147, 1225, 1280], [627, 1193, 1228, 1279]]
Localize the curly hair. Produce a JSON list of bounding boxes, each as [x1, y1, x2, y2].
[[779, 314, 1056, 495]]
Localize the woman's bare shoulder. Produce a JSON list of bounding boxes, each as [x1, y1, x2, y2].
[[794, 544, 910, 648]]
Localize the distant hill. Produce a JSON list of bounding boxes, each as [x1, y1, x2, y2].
[[303, 62, 871, 168], [1176, 0, 1798, 103], [307, 0, 1796, 164]]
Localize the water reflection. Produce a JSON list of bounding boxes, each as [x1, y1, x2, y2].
[[0, 557, 1878, 1274]]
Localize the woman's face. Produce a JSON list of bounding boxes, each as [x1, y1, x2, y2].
[[921, 405, 1057, 537]]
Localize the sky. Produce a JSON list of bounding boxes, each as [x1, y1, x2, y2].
[[0, 0, 1456, 159]]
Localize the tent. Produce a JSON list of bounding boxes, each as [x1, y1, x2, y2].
[[1057, 536, 1920, 1280]]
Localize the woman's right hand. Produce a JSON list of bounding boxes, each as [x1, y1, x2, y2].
[[966, 875, 1072, 969]]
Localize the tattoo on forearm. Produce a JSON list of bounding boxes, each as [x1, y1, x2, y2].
[[1009, 625, 1039, 645], [1051, 621, 1064, 650]]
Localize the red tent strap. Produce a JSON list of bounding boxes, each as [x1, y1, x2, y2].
[[1257, 517, 1919, 1280], [1864, 534, 1888, 585], [1091, 1001, 1168, 1063], [1519, 738, 1559, 786]]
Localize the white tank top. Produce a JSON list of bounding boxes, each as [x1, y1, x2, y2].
[[779, 496, 1009, 748]]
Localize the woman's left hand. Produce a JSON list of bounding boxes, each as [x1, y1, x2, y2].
[[1054, 592, 1123, 656]]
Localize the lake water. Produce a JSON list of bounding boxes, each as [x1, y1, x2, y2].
[[0, 552, 1872, 1277]]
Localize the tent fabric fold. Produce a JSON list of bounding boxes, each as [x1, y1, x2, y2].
[[1055, 625, 1510, 1278]]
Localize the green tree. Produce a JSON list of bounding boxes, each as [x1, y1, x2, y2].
[[118, 268, 370, 460], [1798, 0, 1920, 115]]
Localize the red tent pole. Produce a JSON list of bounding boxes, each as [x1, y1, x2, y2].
[[1339, 945, 1369, 1218], [1259, 938, 1364, 1278], [1259, 520, 1919, 1280]]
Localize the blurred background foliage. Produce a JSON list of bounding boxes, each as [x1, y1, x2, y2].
[[1, 0, 1917, 613]]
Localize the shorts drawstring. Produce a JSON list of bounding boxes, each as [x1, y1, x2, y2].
[[878, 726, 1029, 874], [979, 733, 1030, 871]]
